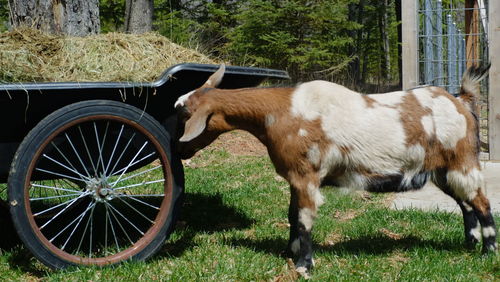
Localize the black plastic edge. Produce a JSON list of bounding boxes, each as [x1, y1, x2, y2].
[[0, 63, 290, 91]]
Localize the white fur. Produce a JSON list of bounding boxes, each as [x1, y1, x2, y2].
[[446, 168, 483, 200], [307, 182, 324, 208], [174, 90, 195, 108], [470, 225, 482, 241], [292, 81, 408, 181], [412, 88, 467, 149], [265, 114, 276, 128], [370, 91, 406, 106], [298, 208, 315, 231], [421, 115, 435, 136], [401, 144, 426, 187], [482, 226, 497, 238], [307, 143, 321, 167], [298, 128, 308, 136]]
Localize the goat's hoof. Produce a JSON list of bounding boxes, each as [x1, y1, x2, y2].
[[482, 242, 498, 254], [464, 239, 479, 250], [295, 266, 311, 279]]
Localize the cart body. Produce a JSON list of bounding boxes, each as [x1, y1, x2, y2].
[[0, 63, 289, 269]]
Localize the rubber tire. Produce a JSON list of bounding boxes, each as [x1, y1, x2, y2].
[[8, 100, 184, 269]]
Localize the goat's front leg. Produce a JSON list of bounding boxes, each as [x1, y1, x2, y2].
[[287, 181, 323, 275]]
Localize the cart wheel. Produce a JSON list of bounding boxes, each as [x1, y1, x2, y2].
[[8, 100, 183, 269]]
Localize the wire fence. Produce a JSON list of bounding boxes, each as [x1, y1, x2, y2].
[[418, 0, 489, 152]]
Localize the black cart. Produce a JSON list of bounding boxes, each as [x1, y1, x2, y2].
[[0, 63, 289, 269]]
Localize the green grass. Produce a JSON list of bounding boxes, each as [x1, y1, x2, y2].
[[0, 148, 499, 281]]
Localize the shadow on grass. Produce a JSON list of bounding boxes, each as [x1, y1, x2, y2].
[[227, 235, 469, 258], [0, 200, 21, 250], [158, 192, 255, 257]]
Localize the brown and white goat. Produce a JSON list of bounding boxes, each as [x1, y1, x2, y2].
[[175, 64, 497, 274]]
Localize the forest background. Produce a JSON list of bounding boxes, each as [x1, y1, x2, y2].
[[0, 0, 406, 90]]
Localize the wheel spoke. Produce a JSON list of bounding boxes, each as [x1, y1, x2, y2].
[[116, 197, 154, 224], [116, 194, 160, 210], [51, 141, 91, 180], [105, 203, 120, 254], [35, 167, 85, 183], [65, 132, 93, 178], [33, 193, 87, 217], [31, 183, 82, 194], [52, 201, 95, 246], [111, 165, 162, 186], [94, 121, 109, 174], [76, 202, 96, 255], [111, 141, 149, 188], [108, 132, 137, 177], [105, 202, 134, 245], [110, 151, 156, 179], [78, 126, 98, 176], [106, 201, 145, 235], [105, 124, 125, 175], [39, 192, 90, 230], [114, 179, 164, 191], [30, 193, 82, 201]]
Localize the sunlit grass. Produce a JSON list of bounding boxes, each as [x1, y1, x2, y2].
[[0, 147, 498, 280]]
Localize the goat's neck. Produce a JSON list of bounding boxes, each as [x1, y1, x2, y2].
[[211, 88, 291, 143]]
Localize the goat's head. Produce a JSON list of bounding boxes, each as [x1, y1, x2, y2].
[[175, 64, 231, 159]]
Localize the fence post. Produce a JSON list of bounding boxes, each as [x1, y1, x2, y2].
[[436, 0, 444, 86], [402, 0, 418, 90], [489, 0, 500, 160], [447, 15, 458, 93], [424, 0, 434, 84]]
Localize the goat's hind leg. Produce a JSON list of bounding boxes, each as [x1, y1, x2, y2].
[[434, 169, 497, 253]]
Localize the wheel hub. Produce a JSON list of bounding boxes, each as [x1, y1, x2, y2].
[[86, 175, 117, 202]]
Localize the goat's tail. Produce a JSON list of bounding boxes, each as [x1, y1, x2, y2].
[[458, 63, 490, 112]]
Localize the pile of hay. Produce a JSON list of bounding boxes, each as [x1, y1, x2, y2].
[[0, 28, 216, 83]]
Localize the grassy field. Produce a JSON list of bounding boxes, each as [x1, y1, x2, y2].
[[0, 140, 499, 281]]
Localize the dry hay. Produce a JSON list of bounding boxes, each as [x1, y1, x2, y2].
[[0, 28, 216, 83]]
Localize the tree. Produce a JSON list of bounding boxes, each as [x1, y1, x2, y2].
[[125, 0, 154, 33], [227, 0, 359, 82], [8, 0, 100, 36]]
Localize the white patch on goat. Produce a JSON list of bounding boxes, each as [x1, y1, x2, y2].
[[470, 225, 481, 241], [290, 239, 300, 254], [336, 172, 367, 190], [291, 81, 361, 121], [446, 168, 483, 200], [401, 144, 426, 187], [319, 145, 343, 179], [298, 208, 315, 231], [482, 226, 497, 238], [174, 90, 195, 108], [421, 115, 435, 136], [369, 91, 405, 106], [462, 201, 474, 212], [307, 143, 321, 167], [265, 114, 276, 128], [412, 88, 466, 149], [298, 128, 308, 136], [307, 183, 324, 208]]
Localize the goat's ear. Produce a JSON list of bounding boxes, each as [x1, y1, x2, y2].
[[202, 64, 225, 88], [179, 106, 211, 142]]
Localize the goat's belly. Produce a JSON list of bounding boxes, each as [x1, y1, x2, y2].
[[323, 171, 429, 192]]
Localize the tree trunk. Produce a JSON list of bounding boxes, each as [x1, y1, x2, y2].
[[379, 0, 391, 81], [125, 0, 153, 34], [395, 0, 402, 88], [8, 0, 100, 36]]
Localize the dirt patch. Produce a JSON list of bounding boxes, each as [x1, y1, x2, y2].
[[333, 209, 361, 222], [207, 130, 267, 157]]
